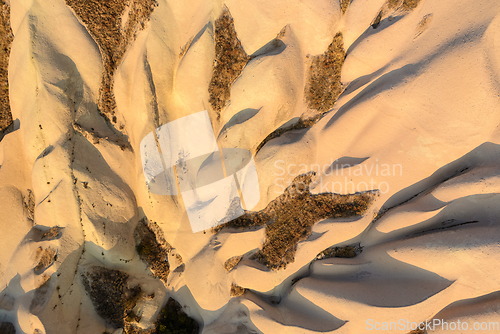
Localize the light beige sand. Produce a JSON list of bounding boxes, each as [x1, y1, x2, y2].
[[1, 0, 500, 333]]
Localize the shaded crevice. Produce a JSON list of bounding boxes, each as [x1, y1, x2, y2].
[[255, 113, 323, 154], [72, 122, 132, 151], [144, 55, 161, 130], [372, 0, 420, 30], [179, 22, 210, 59], [371, 10, 384, 29], [370, 166, 471, 227], [69, 109, 87, 313], [405, 220, 480, 239], [248, 28, 286, 60]]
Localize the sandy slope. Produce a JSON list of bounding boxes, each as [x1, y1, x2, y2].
[[1, 0, 500, 333]]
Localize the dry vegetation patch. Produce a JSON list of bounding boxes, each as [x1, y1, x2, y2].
[[154, 298, 200, 334], [316, 243, 362, 260], [65, 0, 157, 117], [224, 255, 242, 272], [209, 8, 250, 119], [82, 264, 199, 333], [305, 32, 345, 113], [340, 0, 351, 14], [0, 322, 15, 334], [34, 247, 57, 273], [256, 32, 346, 153], [23, 189, 35, 222], [81, 266, 143, 330], [32, 226, 62, 241], [134, 218, 172, 282], [388, 0, 421, 10], [0, 0, 12, 132], [230, 283, 245, 297], [415, 14, 433, 39], [215, 173, 376, 269]]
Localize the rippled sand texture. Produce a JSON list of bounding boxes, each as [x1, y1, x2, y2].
[[1, 0, 500, 333]]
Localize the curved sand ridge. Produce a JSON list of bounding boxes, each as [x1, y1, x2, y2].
[[1, 0, 500, 333]]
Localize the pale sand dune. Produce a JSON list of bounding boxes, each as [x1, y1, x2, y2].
[[1, 0, 500, 333]]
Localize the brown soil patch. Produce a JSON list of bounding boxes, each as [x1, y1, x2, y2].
[[0, 1, 12, 132], [209, 8, 250, 120], [215, 172, 376, 269]]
